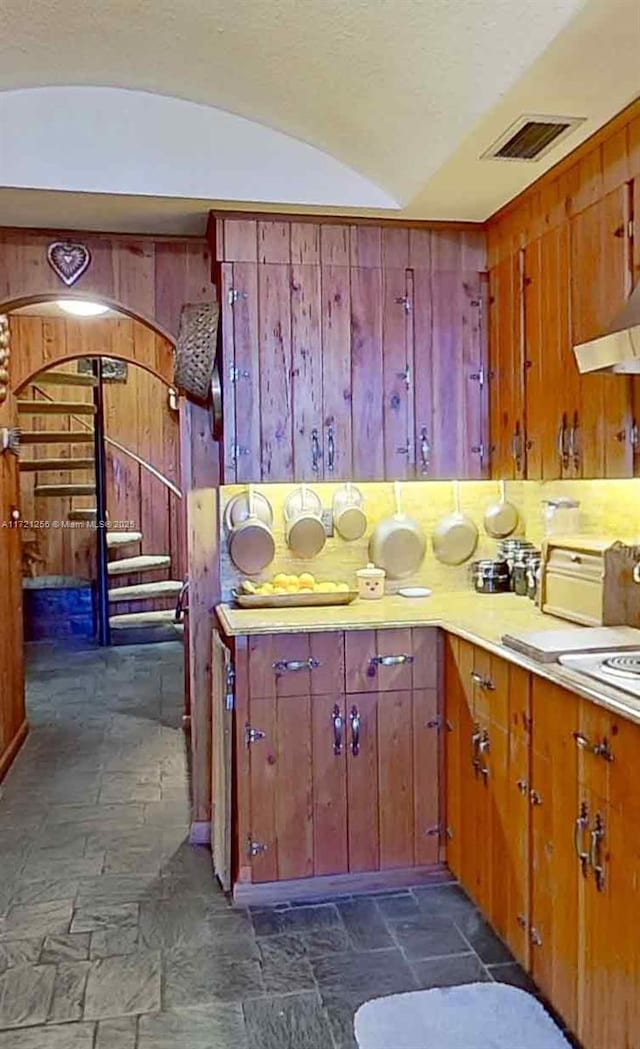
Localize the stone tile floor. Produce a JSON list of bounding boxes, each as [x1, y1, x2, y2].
[[0, 640, 563, 1049]]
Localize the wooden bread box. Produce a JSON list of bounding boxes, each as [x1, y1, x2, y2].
[[541, 537, 640, 627]]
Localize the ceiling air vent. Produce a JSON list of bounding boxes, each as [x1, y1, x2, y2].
[[482, 114, 585, 162]]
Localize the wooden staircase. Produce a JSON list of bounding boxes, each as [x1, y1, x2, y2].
[[18, 371, 184, 644]]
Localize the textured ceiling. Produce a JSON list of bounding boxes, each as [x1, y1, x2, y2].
[[0, 0, 637, 231]]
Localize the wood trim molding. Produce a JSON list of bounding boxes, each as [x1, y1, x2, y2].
[[0, 719, 28, 784]]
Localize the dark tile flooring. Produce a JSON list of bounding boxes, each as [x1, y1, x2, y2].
[[0, 641, 556, 1048]]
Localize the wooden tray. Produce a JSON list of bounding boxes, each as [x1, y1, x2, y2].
[[233, 590, 358, 609]]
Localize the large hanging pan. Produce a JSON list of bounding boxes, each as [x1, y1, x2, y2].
[[228, 485, 275, 576], [483, 480, 519, 539], [433, 481, 478, 566], [368, 481, 426, 579]]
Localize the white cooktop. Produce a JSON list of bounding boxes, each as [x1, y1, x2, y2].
[[559, 651, 640, 698]]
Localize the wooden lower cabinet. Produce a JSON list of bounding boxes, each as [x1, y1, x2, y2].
[[446, 644, 640, 1049], [228, 627, 441, 891]]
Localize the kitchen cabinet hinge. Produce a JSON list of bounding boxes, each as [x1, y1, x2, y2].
[[469, 366, 485, 388], [247, 837, 268, 857], [228, 288, 248, 306], [229, 364, 250, 383], [396, 364, 412, 391], [425, 825, 440, 837], [426, 717, 442, 730], [471, 443, 485, 464], [225, 665, 235, 711], [395, 295, 412, 315], [231, 445, 250, 462], [530, 927, 543, 947], [245, 725, 266, 746]]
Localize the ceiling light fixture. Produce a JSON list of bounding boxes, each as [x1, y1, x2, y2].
[[56, 299, 110, 317]]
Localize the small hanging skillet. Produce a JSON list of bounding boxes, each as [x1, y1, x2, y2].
[[483, 480, 519, 539], [369, 481, 426, 579], [432, 481, 478, 566]]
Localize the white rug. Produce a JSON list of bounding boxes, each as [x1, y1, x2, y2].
[[354, 983, 571, 1049]]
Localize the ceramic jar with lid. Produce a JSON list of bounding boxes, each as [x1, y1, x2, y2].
[[355, 563, 385, 600]]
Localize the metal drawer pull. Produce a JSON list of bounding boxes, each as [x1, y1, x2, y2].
[[311, 428, 321, 473], [590, 813, 606, 892], [332, 704, 343, 756], [272, 658, 321, 673], [350, 705, 361, 756], [574, 801, 590, 876], [529, 789, 542, 806], [573, 731, 591, 750], [516, 778, 528, 795], [370, 654, 414, 668], [327, 426, 335, 472], [470, 671, 495, 691], [420, 427, 431, 474]]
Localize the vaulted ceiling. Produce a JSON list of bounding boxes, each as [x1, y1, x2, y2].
[[0, 0, 637, 233]]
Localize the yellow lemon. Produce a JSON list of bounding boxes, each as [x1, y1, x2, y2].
[[299, 572, 316, 589], [287, 583, 299, 593], [336, 582, 350, 592], [262, 582, 274, 594], [273, 573, 289, 587], [273, 586, 288, 594]]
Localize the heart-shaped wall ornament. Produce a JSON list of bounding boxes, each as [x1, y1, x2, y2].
[[47, 241, 92, 286]]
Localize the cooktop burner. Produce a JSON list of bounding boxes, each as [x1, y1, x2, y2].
[[600, 654, 640, 679]]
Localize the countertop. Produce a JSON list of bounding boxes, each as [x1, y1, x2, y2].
[[216, 591, 640, 726]]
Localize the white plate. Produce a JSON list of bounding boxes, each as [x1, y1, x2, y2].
[[397, 587, 432, 598]]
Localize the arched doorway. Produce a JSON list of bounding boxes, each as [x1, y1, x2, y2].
[[10, 301, 184, 648]]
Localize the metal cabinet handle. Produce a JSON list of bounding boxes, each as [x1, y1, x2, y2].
[[470, 671, 495, 691], [574, 801, 590, 876], [272, 658, 321, 673], [350, 705, 360, 756], [590, 812, 606, 892], [327, 426, 335, 472], [530, 927, 542, 947], [516, 778, 529, 795], [593, 739, 614, 762], [573, 731, 591, 749], [569, 413, 580, 470], [332, 704, 343, 756], [557, 417, 567, 466], [370, 654, 414, 669], [512, 428, 524, 471], [478, 730, 490, 755], [419, 427, 431, 475], [529, 789, 542, 806], [311, 428, 321, 473]]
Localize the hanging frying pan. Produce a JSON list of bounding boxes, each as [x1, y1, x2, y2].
[[433, 481, 479, 565], [483, 480, 519, 539], [227, 485, 275, 575], [368, 481, 426, 579]]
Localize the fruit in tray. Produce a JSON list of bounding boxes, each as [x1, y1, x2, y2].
[[241, 573, 351, 596]]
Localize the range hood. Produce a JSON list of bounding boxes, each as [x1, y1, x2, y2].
[[574, 284, 640, 374]]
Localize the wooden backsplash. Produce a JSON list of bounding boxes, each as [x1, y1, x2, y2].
[[219, 478, 640, 599]]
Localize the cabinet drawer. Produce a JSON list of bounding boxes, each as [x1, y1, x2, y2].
[[543, 573, 604, 626], [546, 547, 604, 582], [345, 628, 438, 693], [248, 633, 344, 698]]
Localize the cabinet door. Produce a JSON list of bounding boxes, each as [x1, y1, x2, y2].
[[577, 787, 631, 1049], [504, 666, 531, 968], [259, 264, 294, 481], [321, 264, 353, 479], [570, 187, 633, 478], [220, 262, 261, 481], [312, 694, 348, 876], [530, 679, 579, 1033], [523, 224, 573, 480], [291, 263, 323, 480], [346, 689, 439, 872], [489, 252, 526, 479], [444, 637, 480, 891], [350, 267, 384, 480]]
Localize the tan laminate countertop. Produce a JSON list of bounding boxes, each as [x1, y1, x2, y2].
[[216, 591, 640, 726]]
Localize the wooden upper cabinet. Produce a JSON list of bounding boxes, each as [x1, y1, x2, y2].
[[212, 215, 488, 483], [488, 251, 526, 479], [570, 186, 634, 479]]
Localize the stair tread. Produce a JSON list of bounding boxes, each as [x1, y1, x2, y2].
[[108, 580, 183, 602], [107, 555, 171, 576], [35, 372, 98, 387], [106, 531, 143, 548], [68, 508, 97, 520], [18, 400, 96, 415], [35, 483, 96, 497], [110, 609, 181, 628], [21, 431, 94, 443], [20, 458, 95, 472]]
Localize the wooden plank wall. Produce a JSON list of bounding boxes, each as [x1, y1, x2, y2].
[[0, 230, 218, 826], [12, 314, 182, 586]]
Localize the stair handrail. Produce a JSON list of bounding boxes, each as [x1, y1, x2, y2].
[[30, 383, 183, 500]]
